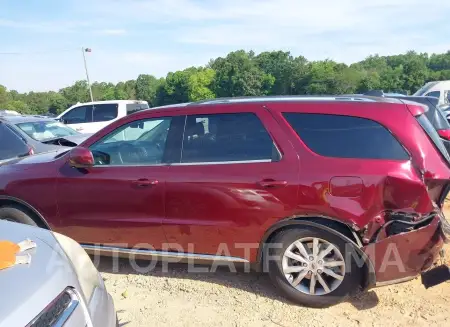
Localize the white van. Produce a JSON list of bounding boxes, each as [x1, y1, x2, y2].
[[414, 81, 450, 105], [57, 100, 149, 134]]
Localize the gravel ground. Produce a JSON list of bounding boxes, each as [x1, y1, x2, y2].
[[98, 205, 450, 327]]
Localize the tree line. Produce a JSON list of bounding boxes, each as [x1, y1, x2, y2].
[[1, 49, 450, 115]]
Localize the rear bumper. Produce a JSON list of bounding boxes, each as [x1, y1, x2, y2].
[[363, 214, 445, 286]]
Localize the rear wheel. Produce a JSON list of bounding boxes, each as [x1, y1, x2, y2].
[[0, 205, 37, 226], [266, 227, 362, 308]]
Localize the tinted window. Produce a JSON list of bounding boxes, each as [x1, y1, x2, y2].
[[283, 113, 409, 160], [62, 106, 92, 124], [426, 91, 440, 99], [126, 103, 149, 115], [181, 113, 279, 163], [93, 104, 119, 122], [89, 117, 172, 166], [0, 123, 29, 160]]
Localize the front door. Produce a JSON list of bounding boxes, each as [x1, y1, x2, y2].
[[60, 105, 93, 134], [56, 115, 179, 250], [163, 105, 300, 260]]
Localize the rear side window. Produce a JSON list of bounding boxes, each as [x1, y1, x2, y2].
[[181, 113, 280, 163], [126, 103, 149, 115], [93, 104, 119, 122], [283, 113, 409, 160], [0, 123, 29, 160]]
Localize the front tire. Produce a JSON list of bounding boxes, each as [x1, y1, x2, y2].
[[266, 227, 361, 308], [0, 205, 38, 226]]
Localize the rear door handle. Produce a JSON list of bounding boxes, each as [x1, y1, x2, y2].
[[131, 179, 159, 187], [258, 179, 288, 188]]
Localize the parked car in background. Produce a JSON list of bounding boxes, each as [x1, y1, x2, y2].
[[363, 90, 450, 155], [413, 80, 450, 105], [0, 120, 33, 163], [57, 100, 149, 134], [0, 220, 116, 326], [0, 115, 91, 153], [0, 110, 20, 116], [0, 96, 449, 307]]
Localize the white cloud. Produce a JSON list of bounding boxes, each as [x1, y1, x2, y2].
[[0, 18, 90, 33], [2, 0, 450, 91]]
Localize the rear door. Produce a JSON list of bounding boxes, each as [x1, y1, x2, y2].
[[162, 104, 300, 260], [91, 103, 120, 133]]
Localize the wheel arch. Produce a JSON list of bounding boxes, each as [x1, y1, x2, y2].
[[257, 216, 376, 290], [0, 195, 51, 229]]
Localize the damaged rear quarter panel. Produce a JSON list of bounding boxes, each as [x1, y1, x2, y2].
[[363, 216, 444, 283]]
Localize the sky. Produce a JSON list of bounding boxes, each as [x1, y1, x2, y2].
[[1, 0, 450, 92]]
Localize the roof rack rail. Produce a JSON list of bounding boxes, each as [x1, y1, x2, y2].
[[188, 95, 378, 106]]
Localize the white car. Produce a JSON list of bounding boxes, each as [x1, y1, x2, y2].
[[414, 80, 450, 105], [57, 100, 149, 134], [0, 220, 116, 327]]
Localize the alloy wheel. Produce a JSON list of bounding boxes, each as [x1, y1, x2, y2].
[[281, 237, 345, 296]]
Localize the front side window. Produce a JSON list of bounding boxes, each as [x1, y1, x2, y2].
[[181, 113, 279, 163], [89, 117, 172, 166], [0, 123, 29, 160], [61, 106, 92, 124], [17, 121, 79, 141], [93, 104, 119, 122], [283, 113, 409, 160]]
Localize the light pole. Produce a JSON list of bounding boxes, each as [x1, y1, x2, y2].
[[82, 47, 94, 102]]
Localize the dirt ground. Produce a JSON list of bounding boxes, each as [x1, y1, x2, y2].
[[99, 204, 450, 327]]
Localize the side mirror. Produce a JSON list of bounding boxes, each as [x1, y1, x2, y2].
[[68, 147, 94, 168]]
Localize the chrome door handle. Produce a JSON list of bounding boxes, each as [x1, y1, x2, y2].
[[258, 179, 288, 188], [131, 179, 159, 187]]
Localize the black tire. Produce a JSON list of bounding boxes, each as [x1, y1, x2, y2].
[[266, 226, 362, 308], [0, 205, 38, 226]]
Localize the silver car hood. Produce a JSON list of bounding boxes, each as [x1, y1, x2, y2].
[[0, 221, 82, 327]]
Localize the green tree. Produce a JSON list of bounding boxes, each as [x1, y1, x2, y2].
[[135, 74, 162, 106], [48, 92, 68, 114], [211, 50, 275, 97], [0, 85, 11, 106], [4, 100, 31, 114], [187, 68, 215, 101], [60, 81, 90, 105], [255, 51, 307, 95]]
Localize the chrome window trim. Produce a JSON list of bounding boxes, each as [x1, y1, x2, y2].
[[82, 244, 249, 263], [172, 159, 272, 166], [27, 287, 79, 327], [90, 163, 168, 168]]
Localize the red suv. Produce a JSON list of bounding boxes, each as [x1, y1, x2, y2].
[[0, 96, 449, 307]]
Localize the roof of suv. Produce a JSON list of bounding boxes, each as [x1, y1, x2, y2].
[[149, 95, 406, 111]]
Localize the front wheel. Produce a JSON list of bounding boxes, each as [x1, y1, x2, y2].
[[266, 227, 362, 308]]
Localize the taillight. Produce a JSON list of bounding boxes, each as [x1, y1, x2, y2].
[[438, 129, 450, 140]]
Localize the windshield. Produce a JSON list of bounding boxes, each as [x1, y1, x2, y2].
[[17, 121, 79, 141]]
